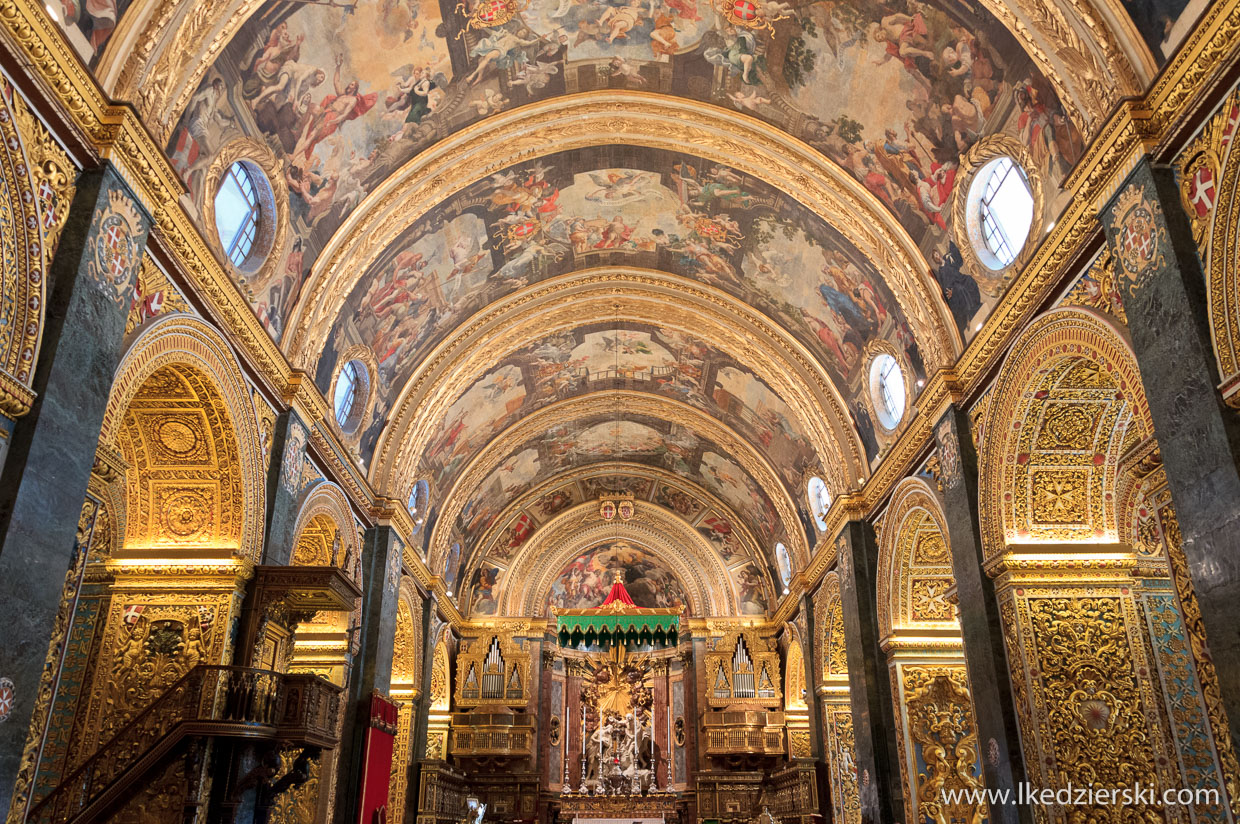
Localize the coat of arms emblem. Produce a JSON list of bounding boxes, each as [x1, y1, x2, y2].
[[1108, 184, 1166, 295]]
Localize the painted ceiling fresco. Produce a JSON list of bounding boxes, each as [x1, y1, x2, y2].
[[460, 467, 774, 615], [469, 537, 769, 616], [314, 148, 926, 464], [166, 0, 1084, 346], [408, 322, 819, 502], [451, 408, 785, 552]]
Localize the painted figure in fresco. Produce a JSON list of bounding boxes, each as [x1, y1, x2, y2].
[[292, 55, 378, 164], [59, 0, 129, 55], [244, 22, 305, 100], [466, 27, 543, 84], [704, 27, 759, 83], [932, 241, 981, 335], [171, 75, 235, 188], [852, 401, 879, 463]]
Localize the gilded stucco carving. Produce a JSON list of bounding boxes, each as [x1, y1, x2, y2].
[[101, 316, 266, 560], [998, 589, 1181, 823], [124, 256, 192, 337], [0, 74, 62, 416], [875, 479, 957, 638], [979, 309, 1152, 560], [814, 572, 848, 682], [902, 667, 986, 824], [117, 363, 243, 552], [1186, 83, 1240, 405]]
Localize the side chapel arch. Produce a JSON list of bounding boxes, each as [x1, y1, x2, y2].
[[978, 307, 1153, 560], [103, 315, 266, 559]]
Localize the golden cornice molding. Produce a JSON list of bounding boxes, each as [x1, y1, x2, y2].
[[425, 390, 809, 573], [284, 92, 959, 376], [371, 269, 862, 496], [463, 461, 770, 587]]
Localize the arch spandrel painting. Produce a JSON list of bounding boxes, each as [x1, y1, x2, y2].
[[453, 413, 784, 547], [167, 0, 1080, 345], [547, 541, 688, 611]]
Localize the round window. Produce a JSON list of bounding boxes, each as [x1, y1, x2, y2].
[[775, 542, 792, 589], [807, 476, 831, 532], [332, 359, 369, 434], [213, 161, 274, 271], [970, 156, 1034, 270], [869, 354, 906, 430]]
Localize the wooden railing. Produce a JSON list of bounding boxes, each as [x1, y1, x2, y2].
[[28, 665, 342, 824], [448, 712, 536, 758], [702, 710, 786, 757]]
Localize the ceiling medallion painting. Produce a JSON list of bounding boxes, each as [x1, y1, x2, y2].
[[167, 0, 1078, 346]]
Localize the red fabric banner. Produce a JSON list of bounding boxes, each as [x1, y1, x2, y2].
[[357, 691, 400, 824]]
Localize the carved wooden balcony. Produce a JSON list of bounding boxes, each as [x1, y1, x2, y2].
[[29, 665, 343, 824], [448, 712, 536, 759], [702, 710, 786, 757]]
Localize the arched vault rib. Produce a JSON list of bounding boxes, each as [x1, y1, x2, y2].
[[371, 268, 865, 497], [462, 461, 774, 590], [284, 92, 960, 373], [426, 391, 810, 573]]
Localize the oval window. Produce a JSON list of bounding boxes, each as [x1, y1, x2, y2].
[[407, 479, 429, 526], [333, 359, 369, 434], [973, 156, 1034, 270], [807, 476, 831, 532], [869, 354, 906, 430], [775, 542, 792, 589], [213, 161, 273, 270]]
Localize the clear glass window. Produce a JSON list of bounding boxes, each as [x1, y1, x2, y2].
[[213, 162, 261, 268], [978, 157, 1034, 269]]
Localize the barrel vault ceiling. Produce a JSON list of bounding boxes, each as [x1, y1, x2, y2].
[[55, 0, 1169, 617]]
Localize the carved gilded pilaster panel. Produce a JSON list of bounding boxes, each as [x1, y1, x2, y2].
[[889, 662, 987, 824], [823, 702, 861, 824], [997, 586, 1182, 824]]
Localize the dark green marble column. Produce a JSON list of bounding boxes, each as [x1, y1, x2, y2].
[[933, 407, 1033, 824], [261, 410, 313, 565], [836, 520, 903, 824], [332, 525, 404, 824], [1101, 160, 1240, 758], [0, 165, 150, 816]]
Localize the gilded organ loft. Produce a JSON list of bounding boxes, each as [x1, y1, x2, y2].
[[0, 0, 1238, 822]]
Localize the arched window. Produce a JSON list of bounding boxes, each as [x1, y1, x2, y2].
[[213, 162, 262, 268], [975, 156, 1033, 269]]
